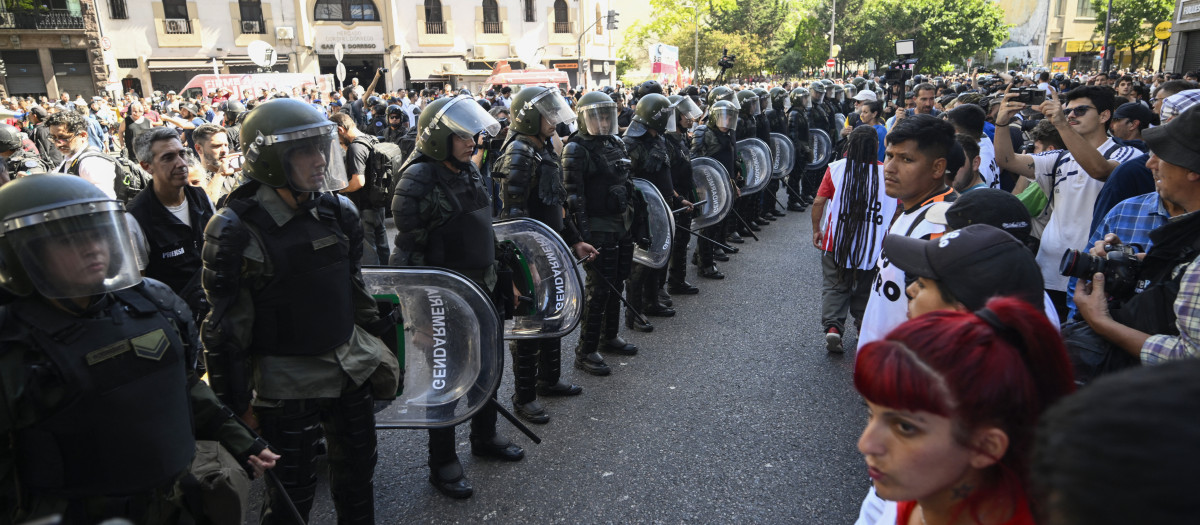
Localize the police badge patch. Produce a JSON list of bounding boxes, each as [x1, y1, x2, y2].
[[131, 329, 170, 360]]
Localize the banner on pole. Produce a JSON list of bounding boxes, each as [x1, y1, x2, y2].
[[650, 43, 679, 75]]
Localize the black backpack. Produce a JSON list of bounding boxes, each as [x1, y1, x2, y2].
[[352, 136, 405, 208], [67, 150, 152, 205]]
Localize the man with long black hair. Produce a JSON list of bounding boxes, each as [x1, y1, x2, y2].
[[810, 126, 897, 352]]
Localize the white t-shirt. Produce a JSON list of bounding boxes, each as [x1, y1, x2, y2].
[[857, 188, 955, 350], [978, 135, 1000, 189], [1031, 138, 1139, 291], [56, 147, 118, 200], [820, 159, 898, 271], [854, 487, 896, 525], [165, 200, 191, 227]]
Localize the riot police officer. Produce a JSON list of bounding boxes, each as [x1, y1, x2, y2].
[[383, 104, 409, 144], [201, 98, 396, 523], [221, 100, 245, 153], [563, 90, 641, 376], [494, 86, 594, 424], [785, 87, 812, 212], [804, 83, 836, 205], [665, 95, 702, 296], [751, 88, 775, 226], [0, 123, 50, 178], [0, 174, 276, 524], [622, 93, 687, 331], [732, 89, 761, 239], [691, 99, 741, 279], [391, 95, 524, 499], [762, 87, 790, 218]]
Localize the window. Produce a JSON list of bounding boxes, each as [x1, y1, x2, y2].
[[1076, 0, 1095, 18], [162, 0, 188, 19], [595, 3, 601, 35], [482, 0, 500, 33], [117, 58, 139, 68], [553, 0, 568, 33], [314, 0, 379, 22], [524, 0, 535, 22], [425, 0, 444, 34], [109, 0, 128, 19], [239, 0, 263, 24]]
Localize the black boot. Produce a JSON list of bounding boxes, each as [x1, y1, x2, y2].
[[668, 280, 700, 295], [624, 311, 654, 333], [713, 252, 730, 262], [699, 265, 725, 279], [602, 334, 639, 355], [511, 394, 548, 424], [510, 341, 546, 424], [536, 339, 582, 396], [574, 348, 611, 376], [727, 232, 744, 243], [428, 457, 473, 499], [656, 288, 672, 307], [470, 434, 525, 461]]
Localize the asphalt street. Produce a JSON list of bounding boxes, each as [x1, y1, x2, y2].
[[253, 190, 872, 524]]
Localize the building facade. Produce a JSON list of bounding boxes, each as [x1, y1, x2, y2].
[[1043, 0, 1165, 72], [0, 0, 108, 99], [88, 0, 623, 98], [1165, 0, 1200, 74]]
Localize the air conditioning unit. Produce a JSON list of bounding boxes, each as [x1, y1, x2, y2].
[[275, 26, 294, 40], [471, 46, 488, 59], [241, 20, 260, 34], [561, 46, 576, 57], [164, 18, 188, 33]]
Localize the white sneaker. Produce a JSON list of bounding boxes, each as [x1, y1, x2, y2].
[[825, 328, 844, 353]]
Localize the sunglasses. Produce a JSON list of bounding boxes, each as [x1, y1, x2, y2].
[[1064, 105, 1094, 117]]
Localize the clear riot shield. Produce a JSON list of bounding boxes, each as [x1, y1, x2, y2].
[[631, 178, 675, 269], [689, 157, 735, 230], [806, 128, 834, 170], [364, 267, 504, 429], [493, 218, 585, 340], [769, 132, 795, 180], [735, 137, 772, 195]]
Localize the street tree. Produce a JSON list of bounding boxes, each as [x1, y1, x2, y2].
[[1090, 0, 1174, 70]]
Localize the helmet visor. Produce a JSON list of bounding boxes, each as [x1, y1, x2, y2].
[[431, 95, 502, 142], [6, 202, 142, 299], [711, 107, 738, 131], [749, 99, 761, 116], [676, 98, 703, 120], [531, 90, 577, 127], [580, 102, 619, 136], [278, 129, 350, 192]]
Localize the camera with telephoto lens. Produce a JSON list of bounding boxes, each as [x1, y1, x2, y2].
[[1060, 243, 1142, 301], [1014, 87, 1046, 106], [884, 59, 917, 85], [717, 48, 736, 70]]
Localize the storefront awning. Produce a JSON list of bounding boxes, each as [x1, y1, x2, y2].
[[405, 57, 467, 81], [147, 59, 216, 72]]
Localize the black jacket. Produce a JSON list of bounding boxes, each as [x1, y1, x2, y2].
[[128, 183, 214, 315]]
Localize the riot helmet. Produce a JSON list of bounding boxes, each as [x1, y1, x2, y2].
[[852, 77, 867, 91], [366, 95, 383, 107], [668, 94, 702, 130], [415, 95, 501, 160], [509, 85, 576, 137], [242, 98, 349, 193], [707, 100, 739, 131], [386, 104, 407, 127], [844, 84, 857, 99], [790, 87, 812, 109], [736, 90, 760, 117], [626, 93, 677, 137], [0, 174, 142, 299], [637, 80, 664, 98], [810, 82, 827, 95], [222, 100, 246, 115], [707, 86, 740, 110], [831, 84, 845, 103], [769, 87, 788, 110], [576, 91, 620, 137], [0, 124, 21, 154]]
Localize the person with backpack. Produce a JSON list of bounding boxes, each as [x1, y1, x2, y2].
[[46, 110, 121, 200], [332, 112, 391, 264]]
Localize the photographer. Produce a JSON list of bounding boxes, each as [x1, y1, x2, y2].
[[993, 85, 1140, 319], [1074, 105, 1200, 367]]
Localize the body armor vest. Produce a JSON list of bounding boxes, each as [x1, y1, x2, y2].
[[234, 195, 355, 356], [736, 116, 756, 141], [755, 113, 772, 143], [426, 164, 496, 273], [788, 109, 810, 143], [569, 136, 633, 218], [9, 288, 195, 497], [624, 134, 674, 198], [694, 125, 736, 181], [498, 135, 566, 232]]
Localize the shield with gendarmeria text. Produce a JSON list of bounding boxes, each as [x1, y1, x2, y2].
[[689, 157, 735, 230], [769, 132, 795, 179], [631, 178, 675, 269], [364, 267, 503, 429], [736, 137, 772, 195], [493, 217, 585, 340]]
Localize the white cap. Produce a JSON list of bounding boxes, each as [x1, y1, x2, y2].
[[853, 90, 877, 102]]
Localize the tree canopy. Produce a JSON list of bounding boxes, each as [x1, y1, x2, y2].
[[1090, 0, 1173, 69]]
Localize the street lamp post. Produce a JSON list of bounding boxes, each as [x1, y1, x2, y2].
[[830, 0, 837, 77], [1101, 0, 1114, 73]]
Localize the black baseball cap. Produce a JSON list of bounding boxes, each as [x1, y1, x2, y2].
[[883, 224, 1044, 311], [926, 188, 1032, 242], [1112, 102, 1154, 127]]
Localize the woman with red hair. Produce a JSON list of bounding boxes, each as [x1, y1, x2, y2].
[[853, 296, 1075, 525]]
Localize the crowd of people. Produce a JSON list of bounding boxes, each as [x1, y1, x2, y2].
[[0, 62, 1198, 525]]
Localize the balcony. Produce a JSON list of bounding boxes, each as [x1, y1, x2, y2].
[[425, 20, 446, 34], [0, 9, 85, 30], [482, 20, 501, 34], [239, 18, 266, 34], [553, 21, 569, 33], [163, 18, 193, 34]]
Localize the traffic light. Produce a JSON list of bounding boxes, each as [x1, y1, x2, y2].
[[607, 10, 618, 30]]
